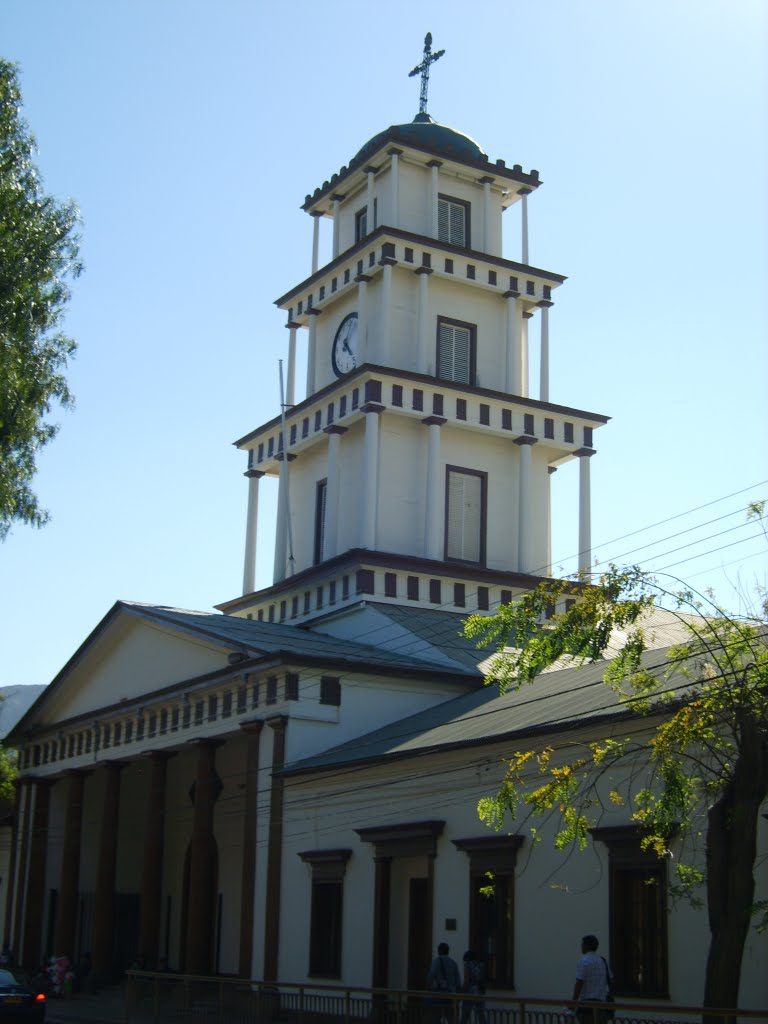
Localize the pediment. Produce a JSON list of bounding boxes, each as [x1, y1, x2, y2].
[[12, 604, 233, 734]]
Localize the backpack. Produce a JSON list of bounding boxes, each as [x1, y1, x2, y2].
[[467, 960, 486, 994]]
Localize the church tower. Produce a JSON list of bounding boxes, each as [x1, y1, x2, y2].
[[219, 36, 607, 628]]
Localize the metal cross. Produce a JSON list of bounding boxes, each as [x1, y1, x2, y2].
[[408, 32, 445, 115]]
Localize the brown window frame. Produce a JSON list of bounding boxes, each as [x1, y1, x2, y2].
[[444, 465, 487, 566], [453, 836, 523, 990], [438, 193, 471, 248], [592, 826, 669, 998], [436, 316, 476, 385], [299, 849, 352, 979]]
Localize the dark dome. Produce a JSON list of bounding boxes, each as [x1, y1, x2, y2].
[[355, 113, 487, 165]]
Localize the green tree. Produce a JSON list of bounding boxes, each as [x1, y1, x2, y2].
[[0, 59, 81, 539], [464, 520, 767, 1012]]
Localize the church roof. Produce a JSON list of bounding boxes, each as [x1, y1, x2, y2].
[[278, 642, 697, 777], [354, 113, 487, 165]]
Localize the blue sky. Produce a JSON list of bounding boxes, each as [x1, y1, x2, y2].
[[1, 0, 766, 686]]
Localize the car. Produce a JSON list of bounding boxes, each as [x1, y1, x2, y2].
[[0, 970, 45, 1021]]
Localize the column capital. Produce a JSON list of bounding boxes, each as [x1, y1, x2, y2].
[[518, 187, 533, 196], [414, 266, 434, 277], [426, 159, 443, 168], [324, 424, 348, 436], [479, 175, 495, 185], [355, 273, 372, 284], [514, 435, 537, 447], [360, 402, 385, 415], [537, 299, 554, 308], [421, 415, 447, 427], [387, 147, 404, 157], [548, 465, 558, 475], [330, 192, 346, 202], [239, 720, 265, 737], [266, 715, 288, 735], [306, 306, 321, 317], [522, 311, 534, 319], [574, 447, 596, 458], [378, 256, 398, 267], [275, 451, 297, 463], [363, 164, 380, 176], [186, 737, 226, 752], [503, 289, 520, 299], [244, 468, 265, 479], [285, 319, 301, 329]]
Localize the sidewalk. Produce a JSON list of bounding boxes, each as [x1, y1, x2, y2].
[[45, 988, 127, 1024]]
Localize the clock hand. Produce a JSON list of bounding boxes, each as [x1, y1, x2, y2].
[[343, 339, 352, 355]]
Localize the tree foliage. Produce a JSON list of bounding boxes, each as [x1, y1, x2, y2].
[[0, 59, 81, 539], [463, 523, 768, 1010]]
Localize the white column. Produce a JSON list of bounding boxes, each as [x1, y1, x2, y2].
[[366, 168, 375, 234], [481, 177, 493, 253], [539, 303, 551, 403], [273, 455, 289, 583], [356, 274, 370, 364], [424, 418, 444, 560], [546, 465, 556, 577], [377, 260, 394, 365], [389, 148, 401, 229], [286, 326, 297, 407], [577, 449, 594, 575], [242, 469, 263, 594], [360, 407, 382, 549], [521, 312, 531, 399], [306, 312, 319, 396], [311, 212, 321, 274], [429, 160, 441, 237], [521, 189, 531, 264], [331, 195, 343, 258], [417, 268, 432, 374], [515, 437, 536, 573], [505, 290, 522, 394], [324, 427, 345, 560]]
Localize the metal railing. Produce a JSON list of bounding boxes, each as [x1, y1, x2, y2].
[[123, 972, 768, 1024]]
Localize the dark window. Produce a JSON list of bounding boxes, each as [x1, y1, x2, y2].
[[171, 707, 179, 731], [124, 721, 133, 744], [433, 394, 444, 416], [501, 589, 512, 605], [251, 680, 260, 707], [524, 413, 534, 435], [137, 716, 145, 741], [445, 258, 454, 274], [194, 701, 204, 725], [429, 579, 442, 604], [300, 850, 351, 979], [320, 676, 341, 706], [290, 424, 297, 445], [314, 479, 328, 564], [291, 596, 299, 619], [437, 317, 475, 385], [302, 417, 309, 438], [438, 194, 470, 247], [316, 586, 324, 609], [407, 576, 420, 601], [339, 395, 347, 417], [456, 398, 467, 420], [502, 410, 512, 431], [183, 702, 191, 728], [280, 600, 287, 621], [544, 418, 554, 439], [454, 836, 522, 990], [208, 695, 217, 721], [329, 580, 336, 604], [344, 268, 350, 284], [564, 422, 574, 443], [584, 426, 593, 447], [413, 389, 424, 411], [257, 443, 264, 462], [268, 437, 274, 457], [454, 583, 466, 607], [342, 576, 349, 599], [285, 673, 299, 701], [478, 586, 489, 611], [237, 684, 247, 714], [332, 277, 337, 292], [222, 692, 232, 718], [392, 384, 403, 406], [405, 247, 414, 263], [352, 388, 359, 409], [593, 828, 669, 998], [446, 467, 487, 564], [488, 270, 497, 285], [355, 207, 367, 242], [385, 573, 397, 597], [266, 677, 277, 705], [466, 264, 475, 280], [479, 404, 490, 425], [76, 733, 84, 755], [526, 280, 535, 295], [304, 591, 311, 614], [159, 709, 168, 734], [314, 410, 322, 432]]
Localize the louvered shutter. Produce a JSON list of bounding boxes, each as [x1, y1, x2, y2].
[[446, 471, 482, 562], [438, 197, 467, 246], [437, 323, 471, 384], [438, 199, 450, 242], [314, 481, 327, 563], [449, 202, 465, 245]]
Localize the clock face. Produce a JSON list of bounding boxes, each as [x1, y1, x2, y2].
[[332, 312, 359, 377]]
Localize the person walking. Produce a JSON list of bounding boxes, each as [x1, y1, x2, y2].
[[460, 950, 486, 1024], [572, 934, 613, 1024], [427, 943, 462, 1024]]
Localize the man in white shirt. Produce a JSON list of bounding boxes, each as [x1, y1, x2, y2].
[[572, 934, 612, 1024]]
